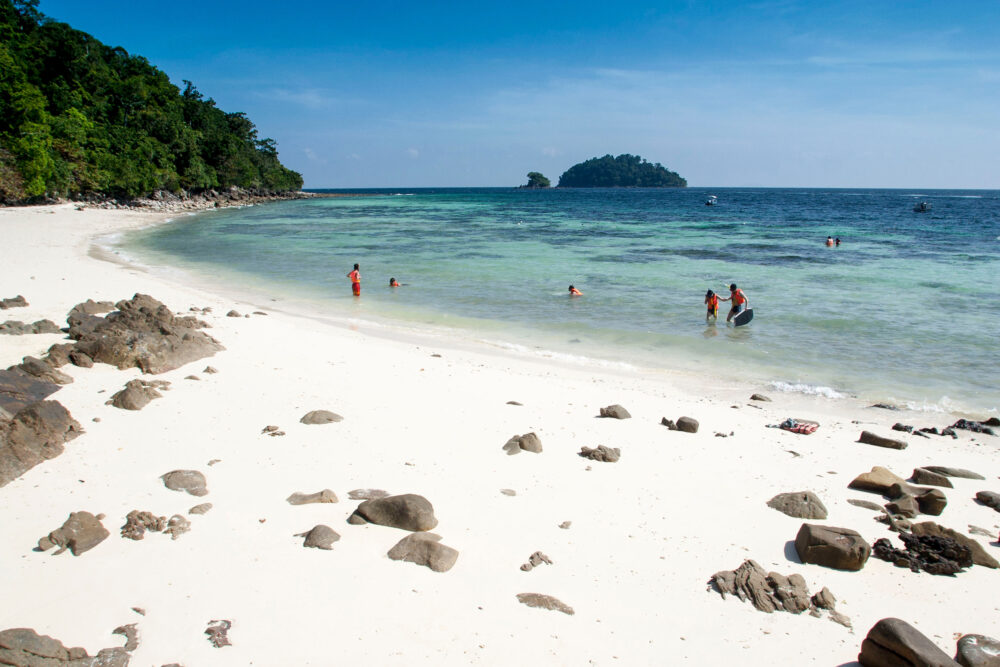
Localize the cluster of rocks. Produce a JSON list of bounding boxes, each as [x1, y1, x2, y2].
[[0, 627, 130, 667], [872, 532, 972, 575], [578, 445, 620, 462], [120, 511, 190, 541], [661, 416, 699, 433], [710, 559, 850, 627], [520, 551, 552, 572], [0, 319, 61, 335], [502, 432, 542, 455], [81, 186, 309, 213], [848, 466, 948, 520], [893, 418, 997, 438], [859, 617, 999, 667]]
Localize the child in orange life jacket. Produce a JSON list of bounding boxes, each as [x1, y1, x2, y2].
[[347, 263, 360, 296], [568, 285, 582, 296], [389, 277, 400, 287], [720, 283, 748, 322], [704, 289, 719, 320]]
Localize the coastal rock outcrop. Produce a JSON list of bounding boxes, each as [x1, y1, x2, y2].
[[872, 533, 973, 575], [68, 294, 224, 374], [858, 617, 959, 667], [161, 469, 209, 496], [12, 356, 73, 385], [0, 400, 83, 487], [35, 511, 109, 556], [387, 532, 459, 572], [794, 523, 871, 571], [503, 432, 542, 455], [767, 491, 828, 520], [347, 493, 438, 531]]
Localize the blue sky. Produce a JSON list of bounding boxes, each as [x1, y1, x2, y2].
[[37, 1, 1000, 188]]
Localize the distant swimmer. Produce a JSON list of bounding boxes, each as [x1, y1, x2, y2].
[[826, 236, 834, 247], [568, 285, 582, 296], [347, 263, 361, 296], [389, 277, 400, 287], [705, 289, 719, 321], [835, 237, 841, 247], [719, 283, 748, 323]]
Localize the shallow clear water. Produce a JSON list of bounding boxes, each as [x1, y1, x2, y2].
[[120, 187, 1000, 414]]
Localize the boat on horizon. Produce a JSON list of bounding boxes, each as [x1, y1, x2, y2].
[[705, 195, 717, 206], [913, 201, 932, 212]]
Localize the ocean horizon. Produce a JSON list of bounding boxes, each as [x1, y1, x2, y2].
[[114, 186, 1000, 415]]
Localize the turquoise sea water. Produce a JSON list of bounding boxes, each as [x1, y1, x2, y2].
[[119, 188, 1000, 414]]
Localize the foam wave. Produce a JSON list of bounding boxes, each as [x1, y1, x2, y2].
[[769, 381, 847, 399]]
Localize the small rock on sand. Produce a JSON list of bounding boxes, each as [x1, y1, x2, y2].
[[520, 551, 553, 571], [205, 620, 232, 648], [750, 393, 772, 402], [767, 491, 828, 520], [955, 634, 1000, 667], [579, 445, 620, 462], [300, 410, 343, 424], [599, 404, 631, 419], [500, 489, 516, 496], [516, 593, 574, 615], [923, 466, 985, 480], [161, 470, 209, 496], [858, 618, 956, 667], [387, 532, 459, 572], [506, 400, 523, 406], [975, 491, 1000, 512], [503, 432, 542, 455], [348, 488, 389, 500], [795, 524, 871, 571], [189, 503, 213, 515], [559, 521, 572, 529], [286, 489, 339, 505], [295, 525, 340, 550], [858, 430, 908, 450], [36, 511, 109, 556], [347, 493, 438, 531]]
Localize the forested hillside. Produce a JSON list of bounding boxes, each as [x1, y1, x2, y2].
[[0, 0, 302, 203], [558, 154, 686, 188]]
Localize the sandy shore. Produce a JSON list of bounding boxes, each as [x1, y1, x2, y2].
[[1, 203, 997, 665]]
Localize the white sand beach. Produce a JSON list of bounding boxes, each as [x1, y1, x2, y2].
[[1, 204, 998, 665]]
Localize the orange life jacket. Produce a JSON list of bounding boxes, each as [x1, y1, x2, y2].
[[732, 289, 746, 306], [706, 294, 718, 309]]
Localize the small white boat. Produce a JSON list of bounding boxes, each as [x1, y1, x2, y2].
[[705, 195, 717, 206], [913, 201, 931, 212]]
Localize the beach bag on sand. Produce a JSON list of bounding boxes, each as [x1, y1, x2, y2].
[[769, 418, 819, 435]]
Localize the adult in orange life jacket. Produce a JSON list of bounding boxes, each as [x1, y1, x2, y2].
[[704, 289, 719, 320], [719, 283, 748, 323], [568, 285, 582, 296], [347, 263, 361, 296]]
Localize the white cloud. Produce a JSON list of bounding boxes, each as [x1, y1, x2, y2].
[[406, 148, 420, 158]]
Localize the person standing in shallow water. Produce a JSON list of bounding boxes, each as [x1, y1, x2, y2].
[[347, 264, 361, 296], [719, 283, 748, 323]]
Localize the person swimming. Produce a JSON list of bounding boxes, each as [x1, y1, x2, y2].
[[568, 285, 582, 296], [825, 236, 834, 247], [705, 289, 719, 320], [389, 277, 400, 287]]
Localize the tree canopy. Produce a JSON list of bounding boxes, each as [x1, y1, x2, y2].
[[0, 0, 302, 203], [520, 171, 550, 188], [557, 154, 686, 188]]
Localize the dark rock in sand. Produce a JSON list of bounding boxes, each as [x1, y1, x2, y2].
[[13, 356, 73, 385], [65, 299, 116, 339], [0, 319, 61, 335], [204, 366, 218, 374], [0, 400, 83, 487], [286, 489, 339, 505], [67, 349, 94, 368], [848, 499, 886, 512], [43, 343, 76, 368], [975, 491, 1000, 512], [0, 369, 62, 419], [911, 468, 954, 488], [599, 404, 631, 419], [869, 403, 901, 411], [516, 593, 574, 615], [916, 488, 948, 516], [676, 416, 699, 433], [347, 493, 438, 531], [69, 294, 224, 374], [205, 620, 232, 648], [121, 510, 167, 540], [0, 295, 28, 309], [300, 410, 343, 424], [388, 532, 459, 572], [924, 466, 986, 481], [951, 419, 996, 436], [347, 488, 389, 501], [910, 522, 999, 568], [885, 495, 920, 518], [859, 430, 908, 450], [893, 423, 914, 433], [506, 400, 523, 406], [859, 617, 960, 667], [189, 503, 213, 515], [955, 634, 1000, 667], [660, 417, 676, 429], [873, 534, 972, 575], [296, 524, 341, 550], [811, 586, 836, 610], [161, 469, 209, 496], [503, 432, 542, 455], [226, 310, 241, 317], [795, 523, 871, 571], [36, 511, 109, 556], [750, 393, 772, 402], [983, 417, 1000, 427], [767, 491, 828, 520], [578, 445, 620, 462], [110, 379, 164, 411], [849, 467, 911, 495]]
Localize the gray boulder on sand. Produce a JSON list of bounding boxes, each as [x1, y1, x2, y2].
[[858, 617, 960, 667], [794, 523, 871, 571], [975, 491, 1000, 512], [955, 634, 1000, 667], [578, 445, 620, 462], [848, 466, 911, 495], [0, 295, 28, 309], [109, 379, 166, 410], [750, 393, 772, 402], [68, 294, 224, 374], [43, 343, 76, 368], [516, 593, 575, 615], [387, 532, 459, 572], [296, 525, 341, 550], [36, 511, 109, 556], [0, 319, 61, 335], [599, 404, 631, 419], [300, 410, 343, 424], [676, 416, 699, 433], [911, 468, 954, 488], [503, 432, 542, 455], [12, 356, 73, 385], [347, 493, 438, 531], [0, 627, 130, 666], [161, 470, 209, 496], [286, 489, 339, 505], [859, 430, 908, 450], [923, 466, 986, 481], [767, 491, 828, 520], [0, 400, 83, 487], [67, 349, 94, 368]]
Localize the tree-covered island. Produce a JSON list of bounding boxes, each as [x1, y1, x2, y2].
[[519, 171, 551, 188], [0, 0, 303, 204], [558, 154, 686, 188]]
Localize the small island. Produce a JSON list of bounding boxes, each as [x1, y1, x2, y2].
[[519, 172, 551, 189], [557, 154, 686, 188]]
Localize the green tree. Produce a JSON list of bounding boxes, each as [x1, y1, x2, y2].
[[521, 171, 550, 188]]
